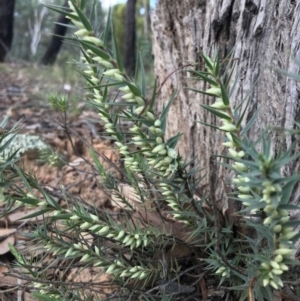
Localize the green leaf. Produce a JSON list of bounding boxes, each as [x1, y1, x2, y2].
[[17, 197, 39, 206], [236, 98, 251, 128], [90, 148, 107, 178], [43, 3, 79, 21], [111, 19, 124, 72], [201, 54, 214, 71], [284, 220, 300, 227], [277, 204, 300, 210], [241, 107, 260, 136], [166, 133, 183, 149], [51, 213, 73, 220], [187, 87, 222, 97], [19, 208, 53, 220], [197, 121, 220, 130], [214, 50, 220, 76], [8, 244, 23, 262], [70, 0, 92, 31], [126, 82, 141, 96], [103, 7, 111, 44], [160, 92, 176, 121], [0, 133, 17, 153], [220, 83, 229, 106], [200, 104, 232, 121], [32, 293, 60, 301], [280, 175, 300, 204], [79, 40, 110, 60], [187, 70, 219, 86], [41, 191, 62, 211], [139, 51, 146, 96], [149, 80, 157, 111]]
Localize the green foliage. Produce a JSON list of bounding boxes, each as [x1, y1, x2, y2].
[[1, 3, 300, 301]]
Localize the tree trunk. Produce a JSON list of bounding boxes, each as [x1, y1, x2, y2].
[[124, 0, 137, 76], [151, 0, 300, 244], [41, 1, 70, 65], [0, 0, 16, 62]]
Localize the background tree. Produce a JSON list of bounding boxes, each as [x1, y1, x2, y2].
[[113, 0, 152, 76], [124, 0, 137, 75], [41, 1, 70, 65], [0, 0, 16, 62], [151, 1, 300, 248]]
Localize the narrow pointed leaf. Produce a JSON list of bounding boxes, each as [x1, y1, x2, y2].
[[79, 40, 110, 60], [187, 70, 219, 86], [43, 4, 79, 21], [200, 104, 232, 121], [70, 0, 92, 31], [220, 83, 229, 106]]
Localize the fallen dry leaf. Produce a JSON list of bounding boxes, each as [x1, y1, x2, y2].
[[0, 228, 16, 255]]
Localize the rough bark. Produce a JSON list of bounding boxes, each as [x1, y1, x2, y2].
[[0, 0, 16, 62], [151, 0, 300, 245], [124, 0, 137, 76], [41, 1, 70, 65]]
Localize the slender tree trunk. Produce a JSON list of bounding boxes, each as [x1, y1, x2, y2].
[[151, 0, 300, 246], [142, 0, 150, 39], [124, 0, 136, 76], [41, 1, 70, 65], [0, 0, 16, 62]]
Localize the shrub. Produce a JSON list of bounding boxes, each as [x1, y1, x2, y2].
[[1, 1, 300, 301]]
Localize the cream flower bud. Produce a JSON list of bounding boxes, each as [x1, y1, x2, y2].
[[219, 123, 237, 132], [263, 216, 273, 225], [279, 263, 289, 271], [146, 111, 155, 120], [167, 148, 178, 159], [154, 119, 161, 127], [80, 254, 90, 262], [228, 148, 239, 158], [82, 36, 104, 46], [106, 264, 116, 274], [74, 28, 90, 37], [232, 162, 247, 171], [97, 225, 110, 235], [237, 186, 251, 193], [122, 93, 135, 100], [163, 156, 173, 164], [261, 262, 270, 270], [90, 76, 99, 84], [135, 97, 144, 106], [280, 231, 298, 240], [270, 261, 280, 270], [156, 137, 163, 144], [152, 143, 166, 153], [210, 100, 228, 109], [238, 194, 253, 200], [206, 87, 222, 96], [270, 280, 278, 290], [263, 278, 269, 287], [71, 20, 85, 29], [134, 106, 144, 115], [158, 149, 167, 155], [274, 255, 283, 263], [103, 69, 121, 76], [274, 248, 293, 256], [238, 151, 245, 157], [80, 222, 91, 229], [216, 267, 226, 274], [222, 141, 235, 147], [114, 73, 124, 81], [155, 128, 164, 136], [119, 86, 131, 93]]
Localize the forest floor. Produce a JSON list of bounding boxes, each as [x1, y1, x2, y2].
[[0, 62, 121, 301]]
